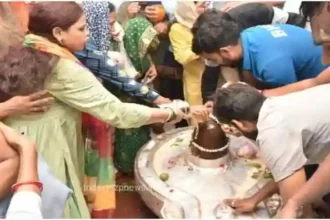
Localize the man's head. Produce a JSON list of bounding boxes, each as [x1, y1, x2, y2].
[[191, 8, 226, 34], [192, 9, 243, 67], [213, 83, 266, 140], [300, 2, 330, 64]]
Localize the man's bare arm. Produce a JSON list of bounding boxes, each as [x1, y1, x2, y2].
[[224, 180, 278, 213], [277, 168, 314, 217], [263, 67, 330, 97], [251, 180, 278, 204], [288, 154, 330, 208]]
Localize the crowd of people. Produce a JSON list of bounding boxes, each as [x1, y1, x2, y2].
[[0, 1, 329, 219]]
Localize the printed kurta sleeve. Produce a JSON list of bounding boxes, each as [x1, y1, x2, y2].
[[169, 23, 199, 66], [75, 43, 159, 103], [47, 58, 153, 128], [257, 128, 308, 182]]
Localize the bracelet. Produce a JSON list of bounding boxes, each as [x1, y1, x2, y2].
[[12, 181, 43, 193], [164, 107, 176, 123]]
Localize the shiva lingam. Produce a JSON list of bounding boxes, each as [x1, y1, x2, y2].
[[189, 119, 229, 167], [134, 116, 282, 218]]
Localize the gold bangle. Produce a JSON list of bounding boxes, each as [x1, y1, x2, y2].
[[162, 108, 172, 123], [164, 108, 176, 123]]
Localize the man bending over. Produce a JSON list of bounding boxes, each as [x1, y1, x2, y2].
[[213, 83, 330, 218]]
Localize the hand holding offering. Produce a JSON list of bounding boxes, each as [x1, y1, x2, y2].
[[189, 105, 210, 123]]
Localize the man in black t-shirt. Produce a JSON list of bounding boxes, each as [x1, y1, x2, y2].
[[192, 3, 306, 103]]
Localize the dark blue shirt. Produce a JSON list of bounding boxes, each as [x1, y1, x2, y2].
[[74, 40, 159, 103], [241, 24, 328, 87]]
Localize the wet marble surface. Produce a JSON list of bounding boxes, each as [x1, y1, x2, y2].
[[134, 127, 276, 218]]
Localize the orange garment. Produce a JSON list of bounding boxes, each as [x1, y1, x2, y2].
[[0, 2, 26, 56], [8, 2, 29, 32]]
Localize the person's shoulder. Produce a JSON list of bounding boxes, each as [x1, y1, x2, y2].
[[169, 22, 187, 35], [243, 24, 292, 34], [170, 22, 184, 31], [257, 98, 284, 132], [229, 2, 272, 19], [55, 58, 81, 68], [276, 24, 314, 38], [53, 58, 87, 77], [241, 25, 266, 42], [242, 25, 264, 33]]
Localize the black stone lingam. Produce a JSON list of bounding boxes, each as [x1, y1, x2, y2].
[[191, 119, 229, 160]]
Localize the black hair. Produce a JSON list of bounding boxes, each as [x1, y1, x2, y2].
[[192, 9, 227, 35], [192, 9, 241, 54], [300, 2, 324, 21], [0, 46, 54, 102], [213, 84, 266, 124], [108, 2, 116, 13]]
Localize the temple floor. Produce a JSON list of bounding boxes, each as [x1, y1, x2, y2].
[[113, 174, 158, 218]]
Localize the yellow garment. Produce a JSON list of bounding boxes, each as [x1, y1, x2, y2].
[[169, 1, 203, 105], [4, 58, 153, 218], [169, 23, 203, 105]]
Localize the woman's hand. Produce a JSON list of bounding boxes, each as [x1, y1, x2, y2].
[[107, 51, 126, 69], [127, 2, 141, 18], [1, 90, 53, 118], [224, 197, 258, 215], [145, 4, 165, 23], [145, 64, 158, 82], [189, 105, 210, 123], [153, 96, 171, 105], [145, 5, 159, 20], [204, 101, 214, 113], [196, 1, 210, 15], [0, 122, 34, 153], [154, 22, 169, 35], [168, 108, 187, 125]]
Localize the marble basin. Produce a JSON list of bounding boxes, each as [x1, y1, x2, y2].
[[134, 127, 281, 219]]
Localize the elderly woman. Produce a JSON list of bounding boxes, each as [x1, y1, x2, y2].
[[1, 2, 187, 218]]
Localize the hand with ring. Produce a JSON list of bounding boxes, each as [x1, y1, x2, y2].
[[2, 90, 53, 117]]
